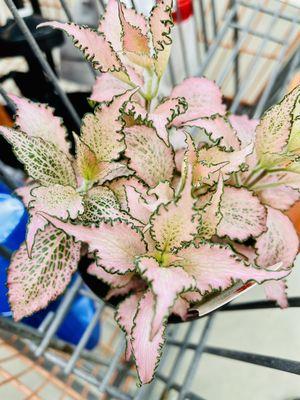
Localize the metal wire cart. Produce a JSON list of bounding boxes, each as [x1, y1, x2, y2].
[[0, 0, 300, 399]]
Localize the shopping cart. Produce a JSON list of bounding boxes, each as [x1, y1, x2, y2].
[[0, 0, 300, 399]]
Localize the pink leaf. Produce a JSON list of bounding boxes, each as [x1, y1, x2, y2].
[[107, 176, 150, 211], [131, 290, 166, 384], [96, 162, 133, 185], [88, 262, 133, 287], [8, 225, 80, 321], [115, 292, 142, 360], [255, 206, 299, 269], [263, 280, 288, 309], [148, 180, 174, 210], [99, 0, 147, 53], [125, 185, 153, 224], [232, 243, 256, 263], [74, 135, 101, 182], [136, 256, 196, 338], [196, 143, 253, 185], [78, 186, 123, 225], [74, 134, 132, 184], [118, 2, 151, 68], [79, 186, 136, 225], [176, 242, 290, 295], [287, 89, 300, 153], [40, 214, 147, 274], [126, 97, 187, 144], [259, 183, 300, 211], [182, 291, 203, 304], [15, 183, 37, 208], [171, 296, 190, 320], [198, 174, 223, 239], [255, 85, 300, 167], [228, 114, 258, 147], [124, 181, 173, 224], [149, 0, 174, 77], [217, 186, 267, 241], [0, 127, 76, 187], [151, 97, 188, 143], [150, 163, 198, 251], [16, 184, 48, 255], [124, 125, 174, 187], [186, 115, 240, 151], [106, 276, 146, 300], [38, 21, 125, 75], [98, 0, 146, 85], [31, 184, 84, 220], [255, 172, 300, 211], [10, 95, 70, 154], [26, 212, 48, 256], [81, 90, 136, 162], [90, 74, 132, 103], [171, 77, 226, 126]]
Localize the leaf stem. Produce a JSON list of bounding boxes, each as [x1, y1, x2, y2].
[[247, 169, 268, 188], [243, 164, 261, 186]]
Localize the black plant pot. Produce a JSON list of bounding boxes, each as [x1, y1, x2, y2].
[[78, 257, 196, 323]]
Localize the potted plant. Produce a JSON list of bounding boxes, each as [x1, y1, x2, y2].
[[1, 0, 299, 385]]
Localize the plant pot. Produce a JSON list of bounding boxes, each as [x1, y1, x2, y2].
[[78, 257, 194, 324]]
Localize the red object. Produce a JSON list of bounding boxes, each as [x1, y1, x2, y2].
[[172, 0, 194, 23]]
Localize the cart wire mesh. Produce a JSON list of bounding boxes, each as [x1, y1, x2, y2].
[[0, 0, 300, 399]]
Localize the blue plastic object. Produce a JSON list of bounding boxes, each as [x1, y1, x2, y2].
[[23, 292, 100, 350], [0, 181, 100, 349]]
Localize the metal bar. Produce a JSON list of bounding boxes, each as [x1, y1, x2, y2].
[[236, 0, 300, 24], [198, 7, 236, 76], [223, 297, 300, 311], [253, 22, 299, 118], [276, 50, 300, 101], [37, 312, 54, 333], [90, 0, 103, 19], [79, 287, 104, 303], [34, 276, 82, 357], [231, 2, 283, 113], [0, 317, 110, 367], [229, 22, 285, 45], [58, 0, 74, 22], [0, 85, 16, 113], [99, 0, 106, 12], [176, 2, 190, 77], [178, 315, 215, 400], [4, 0, 81, 129], [204, 346, 300, 375], [231, 0, 239, 96], [166, 340, 300, 375], [211, 0, 217, 37], [163, 321, 197, 394], [29, 342, 132, 400], [199, 0, 208, 52], [191, 0, 201, 65], [216, 4, 259, 87], [157, 372, 206, 399], [63, 303, 104, 374], [57, 0, 97, 78], [167, 58, 176, 87], [98, 339, 125, 393]]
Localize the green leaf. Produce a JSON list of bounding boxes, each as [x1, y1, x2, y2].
[[0, 127, 76, 187]]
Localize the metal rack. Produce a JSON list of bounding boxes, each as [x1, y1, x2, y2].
[[0, 0, 300, 398]]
